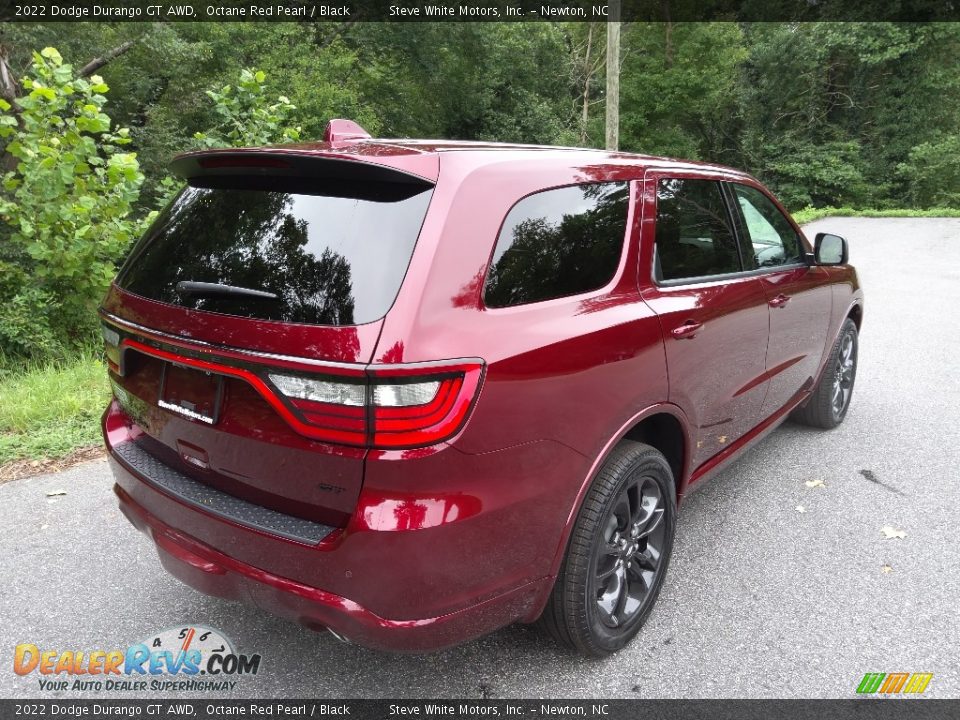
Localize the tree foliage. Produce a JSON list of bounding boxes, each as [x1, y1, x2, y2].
[[733, 22, 960, 208], [898, 135, 960, 207], [193, 67, 300, 148], [618, 23, 747, 161], [6, 20, 957, 214], [0, 47, 150, 360], [0, 21, 958, 361]]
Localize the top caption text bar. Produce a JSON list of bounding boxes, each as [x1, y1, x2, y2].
[[4, 0, 960, 22]]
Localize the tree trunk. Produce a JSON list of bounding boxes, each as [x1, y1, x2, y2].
[[0, 44, 22, 172], [605, 3, 621, 152], [662, 1, 674, 68], [0, 45, 17, 105], [77, 40, 136, 78], [580, 24, 594, 145]]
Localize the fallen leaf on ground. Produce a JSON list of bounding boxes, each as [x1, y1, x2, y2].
[[795, 505, 806, 513], [881, 565, 893, 574], [45, 489, 67, 497], [880, 526, 906, 540], [805, 479, 826, 488]]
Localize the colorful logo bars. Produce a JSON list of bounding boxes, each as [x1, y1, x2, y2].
[[856, 672, 933, 694]]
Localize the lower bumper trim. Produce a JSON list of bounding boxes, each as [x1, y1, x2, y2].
[[112, 440, 334, 545]]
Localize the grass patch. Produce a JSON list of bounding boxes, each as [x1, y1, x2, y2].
[[793, 206, 960, 224], [0, 351, 110, 465]]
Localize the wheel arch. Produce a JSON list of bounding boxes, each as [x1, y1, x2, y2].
[[527, 403, 692, 622], [847, 301, 863, 331], [621, 413, 686, 491]]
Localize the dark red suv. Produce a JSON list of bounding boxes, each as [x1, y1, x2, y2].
[[101, 120, 863, 656]]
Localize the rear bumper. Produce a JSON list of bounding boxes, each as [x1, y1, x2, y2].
[[102, 400, 585, 652], [113, 477, 545, 653]]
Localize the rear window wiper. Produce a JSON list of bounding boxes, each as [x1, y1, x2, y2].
[[176, 281, 279, 301]]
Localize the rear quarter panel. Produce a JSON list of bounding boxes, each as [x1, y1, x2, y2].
[[363, 155, 671, 606], [374, 153, 669, 461]]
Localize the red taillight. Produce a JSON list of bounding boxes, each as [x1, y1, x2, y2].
[[112, 335, 484, 450], [268, 361, 484, 449], [369, 363, 483, 449]]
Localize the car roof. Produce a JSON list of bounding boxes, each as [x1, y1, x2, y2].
[[199, 137, 749, 171], [173, 137, 758, 186]]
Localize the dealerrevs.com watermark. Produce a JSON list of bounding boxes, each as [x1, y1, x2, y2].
[[13, 626, 261, 693]]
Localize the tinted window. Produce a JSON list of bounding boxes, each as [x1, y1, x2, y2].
[[117, 183, 433, 326], [655, 179, 741, 281], [732, 184, 803, 268], [483, 183, 629, 308]]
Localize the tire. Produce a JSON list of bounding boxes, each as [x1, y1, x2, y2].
[[792, 318, 859, 429], [539, 441, 676, 656]]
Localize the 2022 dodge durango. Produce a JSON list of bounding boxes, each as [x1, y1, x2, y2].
[[101, 119, 863, 656]]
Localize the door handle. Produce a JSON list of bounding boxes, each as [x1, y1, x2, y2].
[[769, 293, 791, 308], [671, 321, 703, 339]]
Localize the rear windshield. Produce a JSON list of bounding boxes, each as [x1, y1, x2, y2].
[[117, 181, 433, 326]]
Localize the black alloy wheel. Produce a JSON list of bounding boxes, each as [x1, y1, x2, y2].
[[539, 441, 676, 656], [593, 475, 666, 630], [792, 317, 859, 429]]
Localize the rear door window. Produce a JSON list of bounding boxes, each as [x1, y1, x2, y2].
[[654, 178, 742, 281], [483, 182, 629, 308], [117, 181, 433, 326]]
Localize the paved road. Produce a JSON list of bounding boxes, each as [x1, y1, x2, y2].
[[1, 218, 958, 700]]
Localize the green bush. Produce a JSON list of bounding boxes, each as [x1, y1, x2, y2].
[[898, 135, 960, 208], [792, 206, 960, 224], [148, 68, 304, 210], [194, 68, 301, 149], [760, 139, 871, 210], [0, 47, 153, 362]]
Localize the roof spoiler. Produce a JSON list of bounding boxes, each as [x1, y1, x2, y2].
[[169, 149, 437, 187], [168, 119, 440, 184]]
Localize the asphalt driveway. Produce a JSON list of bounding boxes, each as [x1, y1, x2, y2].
[[1, 217, 958, 699]]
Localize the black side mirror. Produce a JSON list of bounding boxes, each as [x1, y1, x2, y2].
[[814, 232, 848, 265]]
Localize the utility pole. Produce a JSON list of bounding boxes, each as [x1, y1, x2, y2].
[[605, 0, 621, 152]]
